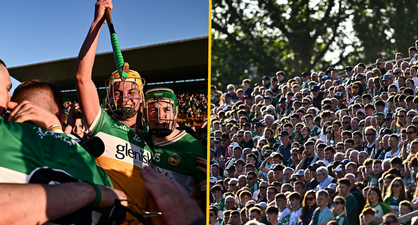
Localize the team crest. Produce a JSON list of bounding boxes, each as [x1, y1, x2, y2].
[[168, 153, 181, 166]]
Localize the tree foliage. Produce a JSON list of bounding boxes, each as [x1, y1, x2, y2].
[[351, 0, 418, 63], [212, 0, 354, 90]]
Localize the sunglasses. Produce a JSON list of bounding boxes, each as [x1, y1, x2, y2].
[[398, 115, 405, 118], [392, 183, 401, 188], [406, 72, 411, 75], [353, 86, 359, 89], [302, 102, 309, 105], [292, 153, 298, 156], [210, 213, 214, 217], [260, 186, 267, 189], [332, 201, 342, 205], [365, 133, 374, 136], [294, 104, 301, 107], [337, 147, 343, 149], [407, 132, 415, 134], [306, 197, 314, 201], [376, 63, 382, 65]]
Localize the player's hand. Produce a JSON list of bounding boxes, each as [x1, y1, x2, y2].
[[140, 166, 204, 225], [7, 101, 62, 130], [94, 0, 113, 24], [196, 157, 207, 174]]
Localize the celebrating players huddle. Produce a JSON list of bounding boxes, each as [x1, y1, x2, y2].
[[0, 0, 206, 224]]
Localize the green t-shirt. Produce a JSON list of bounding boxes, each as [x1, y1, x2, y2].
[[213, 198, 225, 212], [364, 202, 393, 219], [310, 126, 321, 138], [151, 130, 207, 196], [336, 213, 349, 225], [384, 195, 406, 214], [0, 117, 113, 222]]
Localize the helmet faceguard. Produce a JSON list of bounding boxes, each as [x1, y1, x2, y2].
[[105, 70, 145, 120], [145, 88, 178, 138]]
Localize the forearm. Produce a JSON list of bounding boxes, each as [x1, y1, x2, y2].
[[0, 182, 97, 224]]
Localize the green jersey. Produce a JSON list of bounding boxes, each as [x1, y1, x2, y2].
[[151, 130, 207, 199], [336, 213, 349, 225], [87, 108, 155, 221], [310, 125, 321, 138], [0, 117, 112, 223], [384, 195, 406, 214]]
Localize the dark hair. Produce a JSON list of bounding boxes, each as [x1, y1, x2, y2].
[[0, 58, 5, 67], [366, 187, 384, 206], [12, 79, 64, 114], [300, 190, 317, 221]]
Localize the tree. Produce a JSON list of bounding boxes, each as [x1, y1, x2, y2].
[[351, 0, 418, 64], [212, 0, 355, 90]]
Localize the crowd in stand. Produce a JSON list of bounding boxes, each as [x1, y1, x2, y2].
[[209, 41, 418, 225]]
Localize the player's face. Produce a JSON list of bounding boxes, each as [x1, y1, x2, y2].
[[0, 64, 11, 116], [147, 101, 176, 131], [111, 81, 141, 110]]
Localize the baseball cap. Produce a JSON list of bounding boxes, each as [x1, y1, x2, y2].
[[326, 183, 337, 191], [252, 118, 259, 123], [226, 165, 236, 171], [210, 177, 218, 184], [335, 165, 343, 172], [278, 98, 286, 103], [263, 76, 271, 80], [272, 77, 278, 82], [311, 85, 320, 91], [302, 72, 310, 77], [308, 163, 320, 171], [257, 202, 268, 208], [255, 122, 265, 128], [345, 66, 353, 71], [386, 113, 393, 119], [279, 130, 289, 136], [221, 134, 229, 140], [264, 96, 272, 101], [225, 93, 232, 98], [383, 74, 392, 81], [357, 109, 365, 115], [296, 169, 305, 176], [213, 137, 221, 142], [243, 122, 251, 127], [322, 75, 329, 80], [294, 77, 301, 83], [335, 92, 343, 99], [229, 142, 239, 148], [375, 112, 385, 119]]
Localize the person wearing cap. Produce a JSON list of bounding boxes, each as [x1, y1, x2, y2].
[[301, 72, 311, 89], [220, 93, 234, 111], [145, 87, 207, 208], [311, 85, 324, 110], [262, 76, 271, 89], [270, 77, 280, 95], [253, 122, 265, 141], [211, 185, 226, 215], [234, 159, 246, 177], [278, 130, 292, 165], [343, 66, 354, 84]]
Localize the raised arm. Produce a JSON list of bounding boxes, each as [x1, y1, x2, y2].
[[75, 0, 113, 128], [0, 182, 125, 224]]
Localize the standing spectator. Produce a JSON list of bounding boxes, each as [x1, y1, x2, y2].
[[338, 178, 358, 225]]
